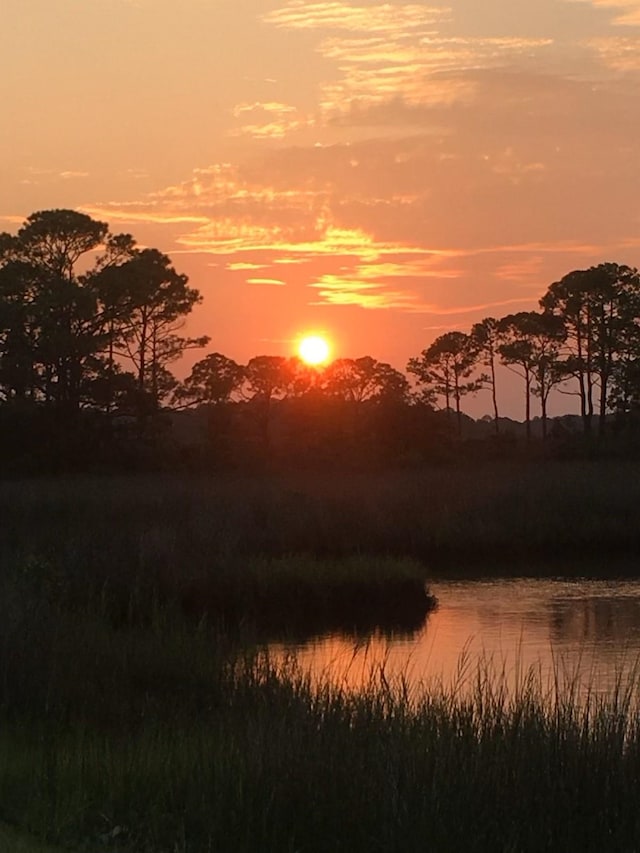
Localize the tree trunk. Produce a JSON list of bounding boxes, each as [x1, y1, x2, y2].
[[599, 375, 608, 437], [444, 376, 451, 429], [490, 354, 499, 434]]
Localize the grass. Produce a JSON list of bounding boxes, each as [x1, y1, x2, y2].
[[1, 562, 640, 853], [2, 463, 640, 850], [0, 822, 68, 853], [2, 639, 640, 852], [1, 460, 640, 579]]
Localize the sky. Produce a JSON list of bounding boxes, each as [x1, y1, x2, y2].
[[3, 0, 640, 416]]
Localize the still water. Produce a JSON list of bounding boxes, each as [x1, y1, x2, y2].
[[272, 577, 640, 700]]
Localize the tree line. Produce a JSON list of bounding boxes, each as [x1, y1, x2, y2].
[[1, 209, 640, 470], [408, 262, 640, 442]]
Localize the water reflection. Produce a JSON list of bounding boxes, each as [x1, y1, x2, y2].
[[270, 577, 640, 700]]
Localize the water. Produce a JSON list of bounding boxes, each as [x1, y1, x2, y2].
[[271, 577, 640, 700]]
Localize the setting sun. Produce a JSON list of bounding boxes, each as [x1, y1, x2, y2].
[[298, 335, 331, 366]]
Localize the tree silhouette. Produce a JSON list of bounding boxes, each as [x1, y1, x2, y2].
[[540, 263, 640, 436], [498, 312, 566, 440], [97, 248, 208, 417], [323, 357, 409, 403], [408, 332, 483, 437], [471, 317, 501, 434], [179, 352, 245, 406], [0, 210, 132, 414]]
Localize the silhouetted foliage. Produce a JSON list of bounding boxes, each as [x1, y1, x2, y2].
[[5, 210, 640, 471], [471, 317, 501, 433], [540, 263, 640, 436], [407, 331, 484, 437], [323, 356, 409, 403], [498, 312, 566, 440]]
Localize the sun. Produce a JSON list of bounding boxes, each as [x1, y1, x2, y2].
[[298, 334, 331, 366]]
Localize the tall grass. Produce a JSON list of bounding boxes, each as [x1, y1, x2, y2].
[[1, 461, 640, 576], [2, 463, 640, 850], [3, 652, 640, 852], [0, 822, 66, 853], [2, 576, 640, 852]]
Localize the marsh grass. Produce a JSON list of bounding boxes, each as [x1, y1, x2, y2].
[[2, 464, 640, 850], [3, 655, 640, 852], [1, 462, 640, 581], [0, 822, 67, 853], [2, 578, 640, 853]]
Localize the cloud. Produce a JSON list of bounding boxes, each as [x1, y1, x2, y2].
[[231, 101, 314, 139], [247, 278, 287, 286], [264, 2, 554, 123], [569, 0, 640, 26], [308, 262, 536, 312], [263, 2, 450, 33], [81, 205, 210, 226], [227, 262, 270, 271], [419, 296, 538, 316], [17, 167, 91, 186], [307, 256, 458, 310], [586, 35, 640, 69]]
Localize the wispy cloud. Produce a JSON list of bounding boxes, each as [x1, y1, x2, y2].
[[420, 296, 538, 316], [263, 2, 450, 33], [247, 278, 287, 286], [81, 205, 210, 226], [19, 166, 90, 186], [569, 0, 640, 26], [586, 35, 640, 69], [264, 2, 553, 122], [231, 101, 314, 139], [227, 262, 270, 271]]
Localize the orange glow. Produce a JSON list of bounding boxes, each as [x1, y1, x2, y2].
[[298, 334, 331, 366]]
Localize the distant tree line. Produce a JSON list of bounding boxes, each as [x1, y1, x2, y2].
[[408, 262, 640, 441], [2, 210, 640, 471]]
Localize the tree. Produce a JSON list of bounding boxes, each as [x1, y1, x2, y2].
[[97, 248, 209, 416], [322, 357, 409, 403], [407, 332, 483, 437], [243, 356, 300, 402], [242, 356, 301, 457], [540, 263, 640, 436], [471, 317, 501, 433], [0, 209, 135, 414], [0, 260, 40, 402], [0, 210, 207, 428], [179, 352, 245, 406], [498, 311, 566, 440]]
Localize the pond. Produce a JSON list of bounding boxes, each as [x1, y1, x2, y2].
[[270, 576, 640, 700]]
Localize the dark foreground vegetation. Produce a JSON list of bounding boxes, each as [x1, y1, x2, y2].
[[1, 466, 640, 850], [2, 576, 640, 853], [3, 461, 640, 584]]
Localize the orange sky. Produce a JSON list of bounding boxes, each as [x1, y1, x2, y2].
[[3, 0, 640, 416]]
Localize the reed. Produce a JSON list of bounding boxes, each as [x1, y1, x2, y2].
[[1, 585, 640, 852]]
